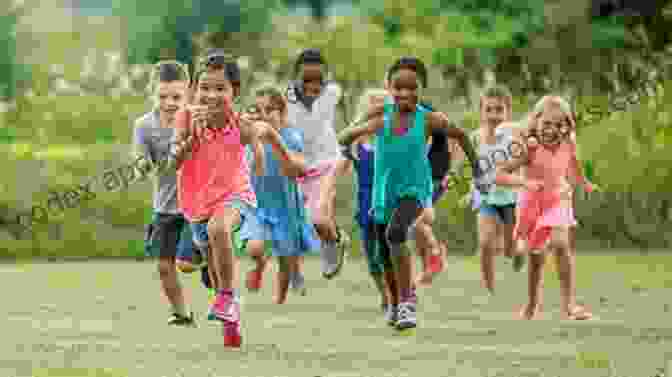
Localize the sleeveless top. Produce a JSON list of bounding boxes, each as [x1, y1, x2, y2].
[[176, 109, 256, 221], [372, 99, 433, 223], [471, 126, 518, 207]]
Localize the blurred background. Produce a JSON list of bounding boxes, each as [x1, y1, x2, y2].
[[1, 0, 671, 258]]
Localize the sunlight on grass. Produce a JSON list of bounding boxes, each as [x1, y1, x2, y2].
[[34, 145, 85, 159], [575, 350, 613, 369], [32, 368, 127, 377], [46, 269, 116, 290]]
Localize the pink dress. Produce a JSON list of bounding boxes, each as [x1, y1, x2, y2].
[[175, 109, 256, 222], [514, 142, 585, 250]]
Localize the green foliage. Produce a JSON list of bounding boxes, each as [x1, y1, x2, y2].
[[0, 9, 31, 99], [115, 0, 282, 66]]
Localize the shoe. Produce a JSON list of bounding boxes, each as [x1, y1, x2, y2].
[[395, 302, 417, 331], [207, 289, 217, 321], [222, 322, 242, 348], [168, 312, 196, 327], [322, 229, 349, 279], [512, 254, 525, 272], [211, 292, 242, 347], [290, 271, 307, 296], [246, 268, 265, 292], [384, 305, 399, 327]]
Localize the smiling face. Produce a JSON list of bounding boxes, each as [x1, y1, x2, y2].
[[388, 68, 419, 112], [536, 105, 569, 145], [480, 96, 509, 129], [193, 67, 234, 112], [155, 80, 188, 125], [300, 63, 323, 98]]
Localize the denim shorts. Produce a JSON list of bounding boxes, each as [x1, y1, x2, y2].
[[479, 203, 516, 225], [189, 199, 253, 258]]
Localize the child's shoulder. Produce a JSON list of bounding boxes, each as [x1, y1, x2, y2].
[[134, 110, 157, 129]]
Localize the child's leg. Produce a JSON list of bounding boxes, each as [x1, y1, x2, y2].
[[362, 223, 388, 308], [310, 165, 349, 279], [478, 210, 499, 295], [154, 214, 191, 321], [245, 240, 267, 291], [550, 226, 591, 319], [274, 256, 292, 304], [386, 198, 425, 330], [522, 252, 546, 319], [207, 207, 241, 291], [499, 204, 524, 271]]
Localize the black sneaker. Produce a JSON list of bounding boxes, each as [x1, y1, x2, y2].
[[168, 312, 196, 327]]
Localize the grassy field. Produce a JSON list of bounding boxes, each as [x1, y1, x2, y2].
[[1, 252, 671, 377]]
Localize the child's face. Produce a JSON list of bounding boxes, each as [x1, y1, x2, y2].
[[480, 96, 509, 128], [156, 81, 188, 122], [301, 63, 323, 98], [536, 106, 568, 145], [194, 69, 234, 110], [388, 68, 419, 112], [255, 95, 285, 127]]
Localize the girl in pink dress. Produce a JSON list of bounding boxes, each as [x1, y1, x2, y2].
[[496, 96, 594, 321]]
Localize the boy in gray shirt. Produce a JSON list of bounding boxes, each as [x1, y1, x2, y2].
[[132, 61, 199, 327]]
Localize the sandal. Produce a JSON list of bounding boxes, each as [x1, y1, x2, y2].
[[565, 305, 593, 320]]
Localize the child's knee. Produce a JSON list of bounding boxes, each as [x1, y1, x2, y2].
[[208, 221, 233, 245], [157, 258, 175, 275]]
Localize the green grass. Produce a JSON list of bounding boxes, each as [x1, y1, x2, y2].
[[1, 253, 670, 377]]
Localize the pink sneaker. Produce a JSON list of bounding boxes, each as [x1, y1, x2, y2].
[[211, 292, 241, 347]]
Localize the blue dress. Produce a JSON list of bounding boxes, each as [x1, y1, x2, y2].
[[239, 127, 321, 256]]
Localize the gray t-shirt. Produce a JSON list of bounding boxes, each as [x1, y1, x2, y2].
[[471, 126, 517, 205], [287, 82, 342, 168], [132, 110, 179, 214]]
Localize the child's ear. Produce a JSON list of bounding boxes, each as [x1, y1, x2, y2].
[[233, 83, 241, 99]]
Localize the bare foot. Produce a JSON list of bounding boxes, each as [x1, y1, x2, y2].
[[518, 304, 543, 320], [564, 305, 593, 320], [415, 272, 433, 288]]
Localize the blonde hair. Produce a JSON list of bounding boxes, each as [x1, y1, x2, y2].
[[526, 95, 576, 136]]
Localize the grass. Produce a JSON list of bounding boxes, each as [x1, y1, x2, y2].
[[1, 253, 670, 377]]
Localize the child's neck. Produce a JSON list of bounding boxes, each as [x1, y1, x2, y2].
[[479, 123, 496, 144]]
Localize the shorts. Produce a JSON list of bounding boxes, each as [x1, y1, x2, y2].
[[479, 203, 516, 225], [189, 199, 253, 258], [298, 159, 339, 220], [359, 222, 385, 275], [144, 213, 196, 260]]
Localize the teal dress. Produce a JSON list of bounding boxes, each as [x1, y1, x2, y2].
[[372, 101, 433, 224]]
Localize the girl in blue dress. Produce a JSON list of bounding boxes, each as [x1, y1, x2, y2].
[[239, 86, 321, 304]]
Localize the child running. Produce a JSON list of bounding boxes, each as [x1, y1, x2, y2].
[[495, 95, 594, 320], [133, 60, 199, 327], [239, 86, 321, 303], [325, 89, 394, 314], [338, 56, 484, 331], [287, 48, 350, 280], [171, 49, 270, 347], [469, 85, 525, 295]]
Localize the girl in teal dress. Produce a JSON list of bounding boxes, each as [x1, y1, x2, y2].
[[338, 57, 484, 332]]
